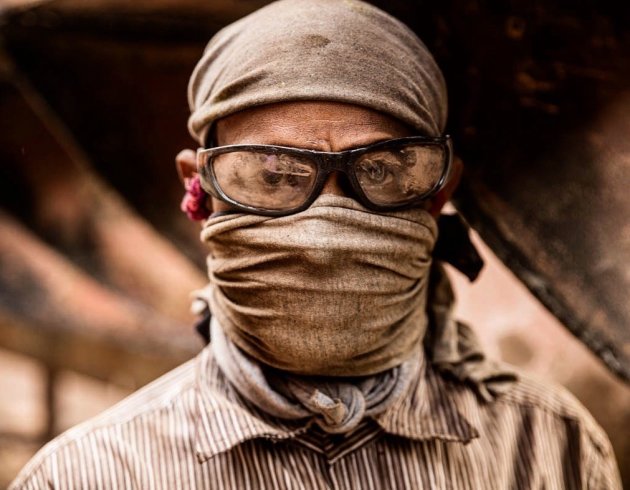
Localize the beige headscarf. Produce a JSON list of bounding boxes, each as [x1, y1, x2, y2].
[[188, 0, 447, 144]]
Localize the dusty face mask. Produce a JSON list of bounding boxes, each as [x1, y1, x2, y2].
[[200, 194, 438, 377]]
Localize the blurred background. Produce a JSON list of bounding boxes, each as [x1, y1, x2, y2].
[[0, 0, 629, 487]]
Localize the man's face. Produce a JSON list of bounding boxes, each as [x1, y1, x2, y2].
[[177, 101, 460, 216]]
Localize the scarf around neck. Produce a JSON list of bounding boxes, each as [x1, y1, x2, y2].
[[193, 263, 516, 433]]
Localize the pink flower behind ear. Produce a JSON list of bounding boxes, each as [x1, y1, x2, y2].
[[180, 175, 211, 221]]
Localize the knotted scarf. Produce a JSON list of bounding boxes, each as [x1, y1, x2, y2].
[[210, 316, 422, 433]]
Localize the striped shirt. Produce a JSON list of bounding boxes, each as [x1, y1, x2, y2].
[[10, 345, 621, 489]]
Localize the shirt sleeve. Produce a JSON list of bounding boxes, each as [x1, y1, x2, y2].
[[584, 430, 622, 490], [8, 461, 52, 490]]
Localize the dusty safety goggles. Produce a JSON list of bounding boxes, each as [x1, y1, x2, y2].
[[196, 135, 453, 216]]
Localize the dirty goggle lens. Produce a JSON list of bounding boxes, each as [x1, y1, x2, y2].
[[211, 151, 319, 210], [354, 144, 446, 206]]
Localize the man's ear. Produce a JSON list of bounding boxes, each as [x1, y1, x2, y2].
[[175, 149, 198, 186], [176, 148, 215, 219], [428, 157, 463, 216]]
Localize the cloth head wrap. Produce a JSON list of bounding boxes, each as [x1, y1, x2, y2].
[[188, 0, 447, 144]]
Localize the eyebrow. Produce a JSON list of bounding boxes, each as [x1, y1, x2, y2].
[[254, 136, 402, 152]]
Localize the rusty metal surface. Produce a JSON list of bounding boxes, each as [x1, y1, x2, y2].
[[0, 0, 628, 382], [0, 57, 206, 320], [0, 45, 205, 385], [0, 210, 201, 386], [426, 1, 630, 381]]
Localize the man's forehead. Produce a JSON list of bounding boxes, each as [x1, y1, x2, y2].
[[213, 101, 415, 149]]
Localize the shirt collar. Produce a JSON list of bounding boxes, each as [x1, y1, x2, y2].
[[193, 346, 481, 463], [194, 347, 309, 463], [374, 356, 481, 443]]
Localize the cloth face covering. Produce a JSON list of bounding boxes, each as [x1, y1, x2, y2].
[[200, 194, 438, 377]]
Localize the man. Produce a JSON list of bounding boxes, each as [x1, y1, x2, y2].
[[11, 0, 621, 488]]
